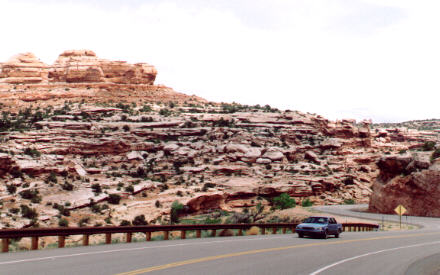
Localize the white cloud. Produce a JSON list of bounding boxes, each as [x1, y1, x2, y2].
[[0, 0, 439, 122]]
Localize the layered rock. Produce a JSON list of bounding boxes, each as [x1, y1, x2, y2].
[[0, 50, 157, 85], [0, 53, 48, 84], [369, 152, 440, 216]]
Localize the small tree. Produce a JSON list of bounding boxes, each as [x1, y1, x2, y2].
[[91, 183, 102, 194], [108, 194, 121, 205], [170, 201, 184, 224], [273, 193, 296, 210], [132, 215, 148, 226], [58, 218, 69, 227], [301, 198, 313, 207]]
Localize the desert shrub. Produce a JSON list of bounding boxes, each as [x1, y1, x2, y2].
[[122, 125, 130, 132], [91, 204, 102, 213], [58, 218, 69, 227], [344, 199, 355, 205], [125, 185, 134, 193], [272, 193, 296, 210], [91, 183, 102, 194], [120, 220, 131, 226], [170, 201, 184, 224], [247, 226, 260, 235], [6, 184, 16, 194], [301, 198, 313, 207], [62, 182, 74, 191], [108, 194, 121, 205], [155, 200, 161, 208], [47, 172, 57, 183], [19, 189, 41, 203], [23, 147, 41, 157], [20, 204, 38, 219], [132, 215, 148, 226], [422, 141, 436, 151]]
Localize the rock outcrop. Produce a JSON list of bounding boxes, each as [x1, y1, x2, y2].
[[369, 152, 440, 216], [0, 50, 157, 85]]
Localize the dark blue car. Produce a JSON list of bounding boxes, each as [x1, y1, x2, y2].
[[295, 216, 342, 239]]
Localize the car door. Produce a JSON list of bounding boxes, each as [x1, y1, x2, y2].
[[328, 218, 337, 233]]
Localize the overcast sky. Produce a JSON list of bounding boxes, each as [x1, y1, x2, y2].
[[0, 0, 439, 122]]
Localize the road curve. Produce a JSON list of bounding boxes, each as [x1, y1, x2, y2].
[[1, 206, 440, 275]]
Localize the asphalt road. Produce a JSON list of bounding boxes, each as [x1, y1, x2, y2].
[[1, 205, 440, 275]]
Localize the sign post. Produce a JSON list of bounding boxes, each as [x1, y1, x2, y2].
[[394, 205, 407, 229]]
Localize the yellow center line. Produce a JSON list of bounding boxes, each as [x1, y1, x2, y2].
[[116, 232, 440, 275]]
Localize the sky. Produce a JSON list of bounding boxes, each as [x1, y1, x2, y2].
[[0, 0, 439, 123]]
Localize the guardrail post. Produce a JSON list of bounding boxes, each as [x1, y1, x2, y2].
[[145, 232, 151, 241], [105, 233, 112, 244], [291, 227, 295, 233], [196, 230, 201, 238], [237, 229, 243, 236], [163, 231, 169, 240], [83, 234, 89, 246], [261, 228, 266, 235], [31, 236, 39, 250], [282, 228, 287, 234], [126, 233, 132, 243], [2, 238, 9, 253], [272, 228, 277, 234], [181, 230, 186, 239], [58, 236, 65, 248], [211, 229, 216, 237]]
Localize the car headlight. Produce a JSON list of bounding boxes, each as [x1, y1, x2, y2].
[[315, 227, 324, 231]]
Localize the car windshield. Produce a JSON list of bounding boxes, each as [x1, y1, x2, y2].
[[303, 217, 328, 224]]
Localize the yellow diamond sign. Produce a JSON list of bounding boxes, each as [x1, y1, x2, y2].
[[394, 205, 407, 216]]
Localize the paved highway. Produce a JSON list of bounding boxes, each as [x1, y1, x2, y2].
[[1, 205, 439, 275]]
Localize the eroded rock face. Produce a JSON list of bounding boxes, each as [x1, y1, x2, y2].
[[369, 154, 440, 216], [0, 50, 157, 85], [0, 53, 48, 84]]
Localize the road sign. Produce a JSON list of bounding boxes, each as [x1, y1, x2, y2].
[[395, 204, 407, 229], [394, 205, 407, 216]]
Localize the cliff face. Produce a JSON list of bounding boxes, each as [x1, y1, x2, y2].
[[0, 50, 157, 85], [369, 152, 440, 216]]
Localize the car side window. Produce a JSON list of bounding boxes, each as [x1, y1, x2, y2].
[[329, 218, 336, 224]]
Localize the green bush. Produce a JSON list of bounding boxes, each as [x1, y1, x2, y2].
[[170, 201, 184, 223], [62, 182, 74, 191], [301, 198, 313, 207], [91, 183, 102, 194], [47, 172, 57, 183], [6, 184, 16, 194], [120, 220, 131, 226], [132, 215, 148, 226], [58, 218, 69, 227], [19, 189, 41, 203], [20, 204, 38, 219], [273, 193, 296, 210], [344, 199, 355, 205], [108, 194, 121, 205]]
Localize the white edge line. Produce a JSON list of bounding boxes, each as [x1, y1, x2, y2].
[[0, 235, 288, 265], [309, 240, 440, 275]]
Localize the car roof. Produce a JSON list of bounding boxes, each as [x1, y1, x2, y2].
[[308, 216, 332, 219]]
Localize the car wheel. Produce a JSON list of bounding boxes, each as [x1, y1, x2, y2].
[[335, 229, 341, 238], [298, 233, 304, 238], [322, 230, 328, 239]]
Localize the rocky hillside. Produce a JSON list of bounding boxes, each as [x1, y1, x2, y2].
[[0, 50, 438, 229], [369, 147, 440, 216]]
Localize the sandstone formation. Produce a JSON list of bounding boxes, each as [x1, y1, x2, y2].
[[0, 50, 156, 85], [369, 151, 440, 216]]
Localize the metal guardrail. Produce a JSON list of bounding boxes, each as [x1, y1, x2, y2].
[[0, 222, 379, 252]]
